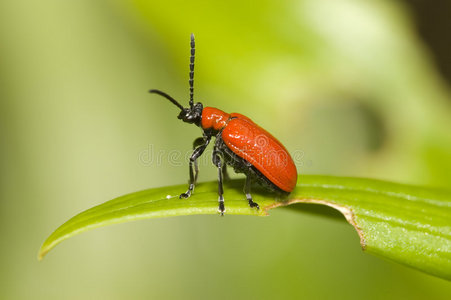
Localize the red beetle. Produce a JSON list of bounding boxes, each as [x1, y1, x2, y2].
[[150, 34, 297, 215]]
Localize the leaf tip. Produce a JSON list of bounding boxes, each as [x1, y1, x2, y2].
[[38, 243, 51, 261], [37, 250, 46, 261]]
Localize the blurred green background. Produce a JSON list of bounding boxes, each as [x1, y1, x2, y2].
[[1, 0, 450, 299]]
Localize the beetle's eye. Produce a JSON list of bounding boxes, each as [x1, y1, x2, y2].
[[178, 108, 189, 120]]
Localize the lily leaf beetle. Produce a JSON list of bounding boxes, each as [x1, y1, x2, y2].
[[150, 34, 297, 215]]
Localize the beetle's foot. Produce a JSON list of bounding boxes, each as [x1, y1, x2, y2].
[[179, 191, 191, 199], [218, 197, 225, 216], [180, 183, 195, 199], [248, 200, 260, 210]]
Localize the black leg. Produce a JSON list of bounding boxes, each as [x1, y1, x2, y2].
[[212, 146, 225, 216], [244, 176, 260, 210], [180, 136, 210, 198]]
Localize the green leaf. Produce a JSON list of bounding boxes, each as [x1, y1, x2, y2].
[[39, 175, 451, 280]]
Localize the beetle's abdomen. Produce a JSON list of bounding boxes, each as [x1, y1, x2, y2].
[[222, 116, 297, 192], [201, 107, 230, 131]]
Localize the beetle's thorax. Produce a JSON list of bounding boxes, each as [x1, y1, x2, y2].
[[201, 107, 231, 132]]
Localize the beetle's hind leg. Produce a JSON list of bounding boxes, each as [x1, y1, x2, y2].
[[180, 136, 210, 199], [244, 176, 260, 210], [212, 146, 225, 216]]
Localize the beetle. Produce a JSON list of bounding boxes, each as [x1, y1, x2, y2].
[[149, 34, 297, 215]]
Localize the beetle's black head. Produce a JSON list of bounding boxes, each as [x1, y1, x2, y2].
[[178, 102, 203, 125]]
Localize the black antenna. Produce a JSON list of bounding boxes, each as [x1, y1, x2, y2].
[[189, 33, 195, 108], [149, 89, 184, 111]]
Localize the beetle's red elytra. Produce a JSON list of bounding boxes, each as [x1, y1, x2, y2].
[[149, 34, 297, 215]]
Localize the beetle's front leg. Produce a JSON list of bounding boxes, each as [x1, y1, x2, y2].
[[180, 136, 210, 199]]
